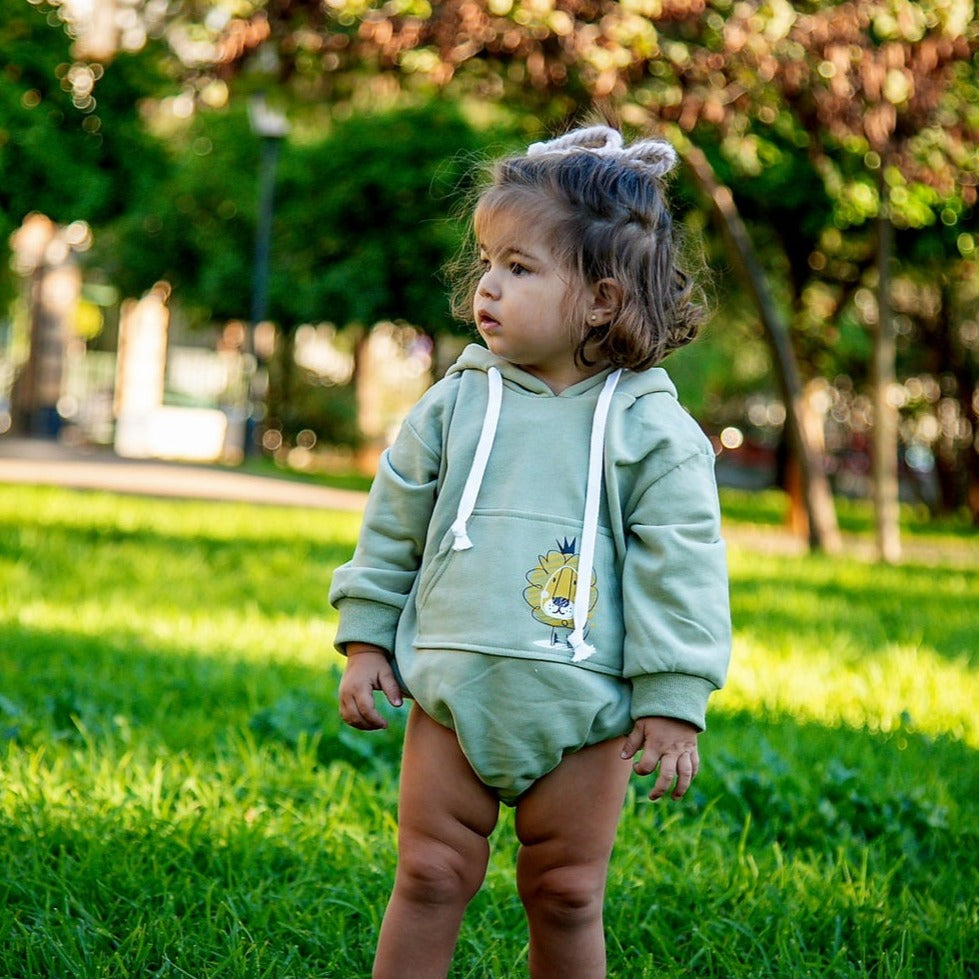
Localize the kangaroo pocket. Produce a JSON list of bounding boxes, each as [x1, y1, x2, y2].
[[414, 509, 625, 675]]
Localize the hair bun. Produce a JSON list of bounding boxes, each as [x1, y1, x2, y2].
[[527, 126, 678, 179]]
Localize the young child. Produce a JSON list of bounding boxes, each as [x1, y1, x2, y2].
[[331, 125, 731, 979]]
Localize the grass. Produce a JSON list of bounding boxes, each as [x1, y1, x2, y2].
[[1, 482, 977, 978]]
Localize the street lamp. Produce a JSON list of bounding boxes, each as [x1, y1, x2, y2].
[[247, 93, 290, 334], [246, 93, 290, 454]]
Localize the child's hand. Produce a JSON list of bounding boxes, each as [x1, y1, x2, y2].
[[621, 716, 700, 801], [338, 644, 404, 730]]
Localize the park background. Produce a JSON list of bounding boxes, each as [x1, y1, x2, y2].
[[1, 0, 978, 976]]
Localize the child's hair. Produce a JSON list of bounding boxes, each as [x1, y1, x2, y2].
[[453, 125, 705, 371]]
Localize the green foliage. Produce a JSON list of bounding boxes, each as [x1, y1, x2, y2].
[[93, 99, 495, 332], [0, 0, 173, 304], [272, 101, 491, 333], [279, 372, 362, 448], [91, 105, 260, 318], [1, 483, 977, 977]]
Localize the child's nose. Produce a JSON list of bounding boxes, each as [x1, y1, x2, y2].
[[478, 269, 501, 298]]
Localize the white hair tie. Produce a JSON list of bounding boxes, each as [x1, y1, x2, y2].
[[527, 125, 678, 179], [528, 125, 624, 158]]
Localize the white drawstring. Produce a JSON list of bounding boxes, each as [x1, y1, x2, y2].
[[451, 367, 503, 550], [569, 369, 622, 662], [450, 364, 621, 664]]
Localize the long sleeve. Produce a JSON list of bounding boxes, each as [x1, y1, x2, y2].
[[329, 386, 448, 655], [620, 447, 731, 729]]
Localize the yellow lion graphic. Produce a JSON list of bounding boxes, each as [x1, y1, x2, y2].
[[523, 538, 598, 649]]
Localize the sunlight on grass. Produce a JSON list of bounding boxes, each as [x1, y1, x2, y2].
[[12, 599, 342, 668], [721, 543, 979, 747], [717, 637, 979, 747]]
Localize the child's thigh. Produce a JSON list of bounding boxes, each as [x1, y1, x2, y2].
[[398, 704, 500, 851], [514, 738, 633, 867]]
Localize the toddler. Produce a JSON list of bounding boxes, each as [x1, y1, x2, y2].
[[331, 125, 731, 979]]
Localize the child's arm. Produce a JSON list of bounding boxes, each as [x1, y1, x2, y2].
[[338, 642, 404, 731], [620, 715, 700, 801], [621, 448, 731, 732], [330, 382, 451, 657]]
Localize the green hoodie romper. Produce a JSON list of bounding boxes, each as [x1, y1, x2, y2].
[[330, 344, 731, 804]]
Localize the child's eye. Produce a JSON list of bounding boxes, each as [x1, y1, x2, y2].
[[510, 262, 531, 276]]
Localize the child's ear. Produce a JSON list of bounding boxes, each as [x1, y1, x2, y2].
[[588, 278, 623, 326]]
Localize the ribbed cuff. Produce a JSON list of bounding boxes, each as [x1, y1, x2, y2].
[[629, 673, 717, 730], [333, 598, 399, 656]]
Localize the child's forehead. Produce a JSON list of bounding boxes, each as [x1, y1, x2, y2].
[[474, 202, 554, 251]]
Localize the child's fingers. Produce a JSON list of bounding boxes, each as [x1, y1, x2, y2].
[[340, 684, 387, 730], [670, 749, 697, 799], [378, 669, 404, 709], [355, 686, 389, 729], [619, 725, 645, 761], [647, 749, 699, 801], [647, 754, 677, 800]]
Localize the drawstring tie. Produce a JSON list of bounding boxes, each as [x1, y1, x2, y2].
[[569, 369, 622, 662], [451, 366, 502, 550]]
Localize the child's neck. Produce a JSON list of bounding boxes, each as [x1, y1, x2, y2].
[[520, 360, 610, 395]]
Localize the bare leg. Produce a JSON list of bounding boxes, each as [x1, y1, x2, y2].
[[514, 738, 633, 979], [373, 704, 500, 979]]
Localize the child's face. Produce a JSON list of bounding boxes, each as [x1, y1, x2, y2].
[[473, 206, 594, 393]]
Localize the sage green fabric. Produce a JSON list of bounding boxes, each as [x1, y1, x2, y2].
[[398, 648, 633, 805], [331, 345, 731, 759]]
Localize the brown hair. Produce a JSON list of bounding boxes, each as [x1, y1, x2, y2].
[[452, 127, 705, 371]]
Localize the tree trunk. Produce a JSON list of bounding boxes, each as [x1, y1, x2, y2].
[[937, 276, 979, 524], [351, 326, 384, 476], [680, 143, 842, 554], [872, 182, 901, 563]]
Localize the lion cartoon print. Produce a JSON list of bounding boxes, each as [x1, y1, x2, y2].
[[523, 538, 598, 650]]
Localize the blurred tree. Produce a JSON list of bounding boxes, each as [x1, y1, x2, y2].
[[0, 0, 173, 308], [271, 101, 488, 334], [91, 104, 259, 317], [269, 100, 492, 427], [764, 2, 978, 550], [166, 0, 847, 548], [96, 98, 490, 329], [890, 232, 979, 523], [94, 97, 492, 435]]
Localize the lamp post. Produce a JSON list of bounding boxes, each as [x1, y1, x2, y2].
[[246, 93, 289, 454]]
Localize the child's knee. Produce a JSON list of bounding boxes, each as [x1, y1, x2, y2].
[[517, 862, 606, 926], [396, 838, 488, 907]]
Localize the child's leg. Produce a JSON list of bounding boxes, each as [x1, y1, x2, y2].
[[514, 738, 633, 979], [373, 704, 500, 979]]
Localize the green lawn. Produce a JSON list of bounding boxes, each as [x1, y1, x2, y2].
[[1, 483, 976, 978]]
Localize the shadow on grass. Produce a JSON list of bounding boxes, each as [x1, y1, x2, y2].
[[0, 620, 406, 775], [699, 709, 977, 854]]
